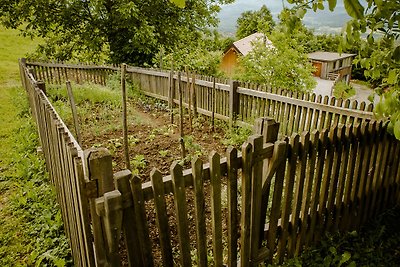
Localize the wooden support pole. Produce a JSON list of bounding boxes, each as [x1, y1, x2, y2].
[[66, 81, 82, 146], [178, 72, 186, 159], [192, 72, 197, 118], [121, 63, 131, 170], [229, 80, 239, 128], [212, 77, 216, 131], [186, 67, 193, 132], [169, 71, 174, 124]]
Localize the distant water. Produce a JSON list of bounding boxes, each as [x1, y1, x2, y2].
[[218, 0, 351, 35]]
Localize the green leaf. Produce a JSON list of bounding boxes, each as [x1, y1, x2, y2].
[[344, 0, 365, 19], [388, 70, 397, 85], [328, 0, 337, 11], [393, 45, 400, 62], [373, 68, 381, 79], [169, 0, 185, 8], [375, 0, 383, 8], [338, 251, 351, 266], [394, 120, 400, 139], [296, 8, 307, 18]]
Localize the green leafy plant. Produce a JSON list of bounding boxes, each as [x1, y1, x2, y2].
[[333, 81, 356, 99], [130, 154, 147, 175], [222, 126, 253, 148], [159, 150, 169, 157]]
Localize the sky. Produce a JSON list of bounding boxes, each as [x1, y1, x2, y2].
[[218, 0, 351, 35]]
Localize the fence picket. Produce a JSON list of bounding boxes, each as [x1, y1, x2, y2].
[[227, 147, 238, 267], [171, 162, 192, 267], [151, 169, 174, 267], [192, 158, 208, 267], [131, 176, 154, 267]]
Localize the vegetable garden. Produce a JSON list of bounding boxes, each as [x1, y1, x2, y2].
[[20, 59, 400, 267]]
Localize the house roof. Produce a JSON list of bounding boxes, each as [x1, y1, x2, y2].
[[225, 32, 274, 56], [308, 51, 356, 62]]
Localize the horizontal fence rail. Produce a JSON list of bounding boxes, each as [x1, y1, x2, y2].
[[26, 61, 375, 138]]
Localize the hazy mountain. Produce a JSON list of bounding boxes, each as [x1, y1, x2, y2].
[[218, 0, 351, 35]]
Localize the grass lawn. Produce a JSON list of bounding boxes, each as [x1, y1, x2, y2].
[[0, 27, 72, 266]]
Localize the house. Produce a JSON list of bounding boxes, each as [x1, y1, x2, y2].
[[308, 51, 356, 84], [221, 33, 356, 85], [220, 32, 273, 75]]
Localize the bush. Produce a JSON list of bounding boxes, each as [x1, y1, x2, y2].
[[333, 81, 356, 99]]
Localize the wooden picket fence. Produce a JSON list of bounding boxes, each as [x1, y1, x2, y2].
[[25, 61, 374, 137], [84, 118, 400, 267], [19, 59, 95, 267], [20, 60, 400, 267]]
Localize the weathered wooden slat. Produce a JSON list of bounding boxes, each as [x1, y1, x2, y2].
[[130, 176, 154, 267], [227, 147, 238, 267], [326, 126, 344, 231], [192, 158, 208, 267], [150, 169, 174, 267], [240, 142, 253, 267], [114, 170, 143, 267], [171, 162, 192, 267], [210, 152, 223, 267], [334, 125, 352, 231], [249, 135, 264, 266], [296, 131, 312, 254], [276, 135, 298, 262]]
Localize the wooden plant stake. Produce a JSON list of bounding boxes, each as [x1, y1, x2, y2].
[[185, 66, 193, 132], [121, 63, 131, 170], [178, 72, 186, 159], [212, 77, 216, 131], [168, 71, 174, 124], [66, 81, 82, 146], [192, 72, 197, 118]]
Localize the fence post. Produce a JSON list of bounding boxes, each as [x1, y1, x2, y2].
[[229, 80, 239, 127], [85, 148, 115, 267], [253, 117, 280, 143]]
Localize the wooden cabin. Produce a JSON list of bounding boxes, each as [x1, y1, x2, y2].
[[308, 51, 356, 84], [220, 32, 273, 76]]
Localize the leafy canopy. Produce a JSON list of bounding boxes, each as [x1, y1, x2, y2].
[[0, 0, 233, 65], [236, 5, 276, 39]]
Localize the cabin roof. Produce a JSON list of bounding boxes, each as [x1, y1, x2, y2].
[[308, 51, 356, 62], [225, 32, 273, 56]]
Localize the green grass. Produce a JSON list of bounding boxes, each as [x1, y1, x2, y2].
[[0, 27, 72, 266], [0, 26, 41, 85]]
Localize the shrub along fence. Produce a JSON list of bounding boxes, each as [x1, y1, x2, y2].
[[25, 61, 374, 137], [20, 60, 400, 267]]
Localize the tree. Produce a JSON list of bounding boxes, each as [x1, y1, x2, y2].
[[236, 5, 276, 39], [287, 0, 400, 139], [154, 30, 230, 76], [234, 31, 316, 92], [0, 0, 233, 65]]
